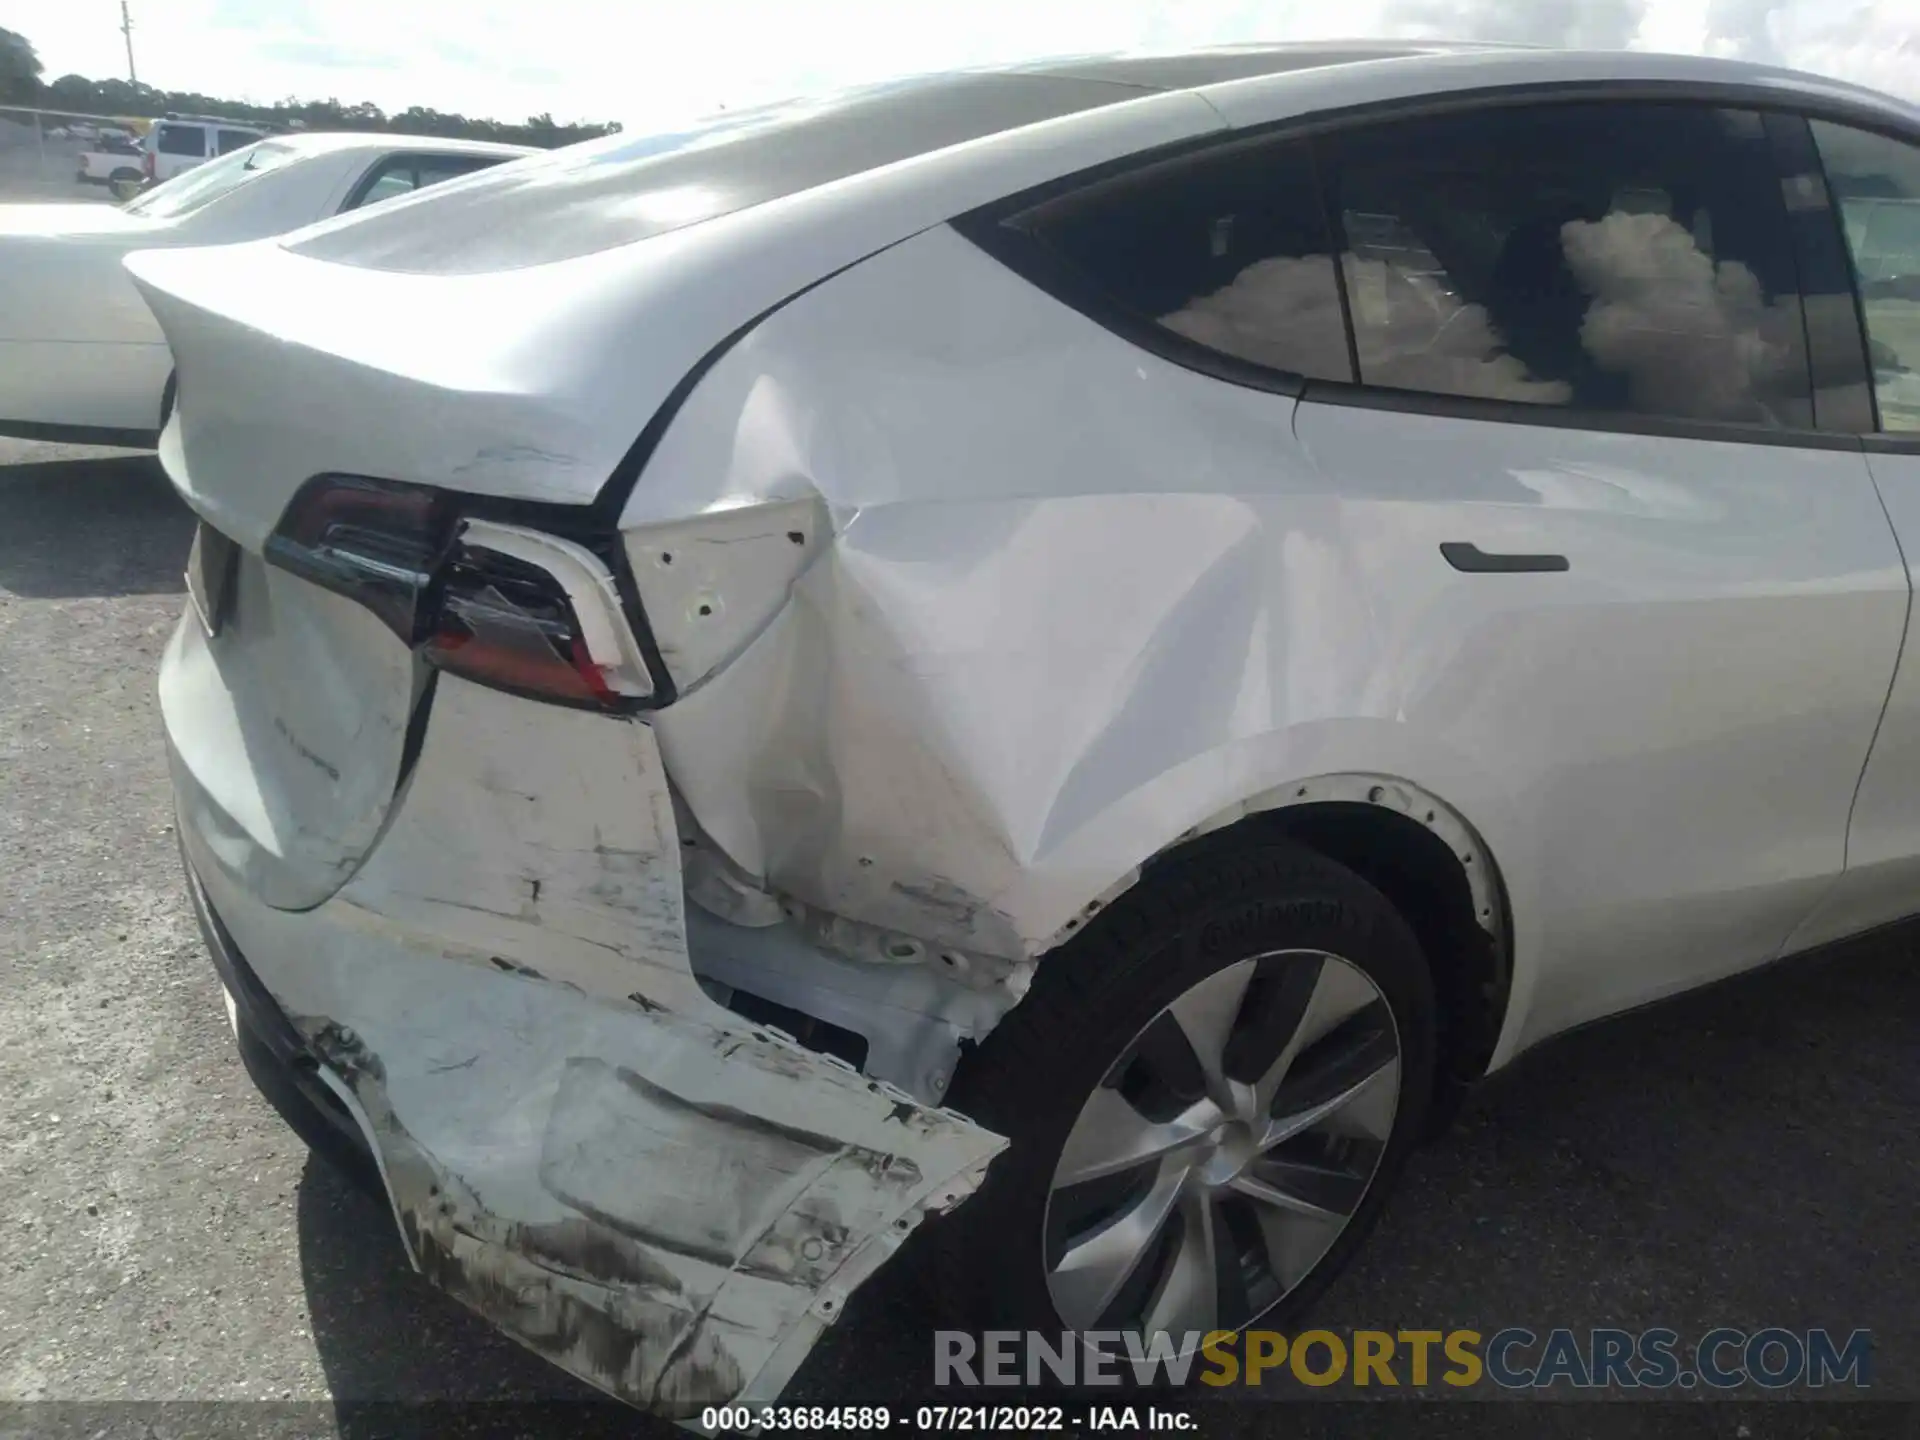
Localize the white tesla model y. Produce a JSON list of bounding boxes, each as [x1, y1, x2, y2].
[[127, 41, 1920, 1415]]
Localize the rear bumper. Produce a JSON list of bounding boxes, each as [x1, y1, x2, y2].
[[183, 851, 381, 1192], [166, 645, 1004, 1416]]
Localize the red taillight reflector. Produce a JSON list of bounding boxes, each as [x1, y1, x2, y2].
[[263, 474, 646, 712], [421, 549, 619, 708]]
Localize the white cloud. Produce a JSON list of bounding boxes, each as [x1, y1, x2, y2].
[[1160, 254, 1353, 377], [2, 0, 1914, 127], [1158, 251, 1574, 402], [1701, 0, 1920, 98], [1562, 209, 1806, 421], [1386, 0, 1648, 48]]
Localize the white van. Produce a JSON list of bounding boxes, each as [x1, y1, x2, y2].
[[139, 117, 269, 187]]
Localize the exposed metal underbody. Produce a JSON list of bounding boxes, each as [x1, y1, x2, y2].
[[681, 771, 1503, 1109]]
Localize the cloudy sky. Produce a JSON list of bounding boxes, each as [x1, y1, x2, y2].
[[3, 0, 1915, 127]]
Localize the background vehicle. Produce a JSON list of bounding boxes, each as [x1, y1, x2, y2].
[[75, 132, 144, 191], [140, 116, 269, 191], [131, 43, 1920, 1415], [0, 132, 534, 443]]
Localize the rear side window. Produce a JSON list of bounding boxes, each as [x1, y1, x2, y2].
[[156, 124, 205, 157], [1319, 102, 1815, 427], [1809, 119, 1920, 431], [343, 154, 510, 212], [969, 100, 1819, 430], [996, 139, 1353, 383], [215, 128, 260, 155], [355, 166, 417, 210], [416, 155, 501, 187]]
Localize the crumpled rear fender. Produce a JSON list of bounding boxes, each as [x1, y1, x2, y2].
[[177, 669, 1005, 1415]]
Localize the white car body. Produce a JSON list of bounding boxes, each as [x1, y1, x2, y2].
[[0, 132, 534, 442], [130, 42, 1920, 1414]]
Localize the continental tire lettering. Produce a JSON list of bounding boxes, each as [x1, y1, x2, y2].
[[1197, 899, 1342, 954]]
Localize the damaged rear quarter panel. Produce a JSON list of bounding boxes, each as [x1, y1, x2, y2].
[[180, 675, 1004, 1415], [634, 225, 1509, 965]]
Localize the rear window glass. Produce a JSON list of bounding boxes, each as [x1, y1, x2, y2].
[[125, 141, 297, 220], [284, 71, 1144, 275]]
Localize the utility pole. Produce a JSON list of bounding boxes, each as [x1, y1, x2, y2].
[[121, 0, 139, 86]]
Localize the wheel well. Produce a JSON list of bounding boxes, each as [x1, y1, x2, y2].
[[1148, 799, 1510, 1116]]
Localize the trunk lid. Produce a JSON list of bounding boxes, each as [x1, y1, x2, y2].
[[132, 232, 685, 912], [126, 241, 638, 547], [133, 236, 635, 908]]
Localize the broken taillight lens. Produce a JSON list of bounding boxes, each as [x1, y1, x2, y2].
[[264, 474, 646, 711], [424, 546, 618, 708]]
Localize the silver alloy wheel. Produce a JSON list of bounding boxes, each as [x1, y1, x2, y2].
[[1042, 949, 1400, 1341]]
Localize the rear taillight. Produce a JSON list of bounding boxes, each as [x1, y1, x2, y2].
[[424, 545, 619, 707], [266, 474, 452, 638], [264, 475, 657, 710], [143, 149, 154, 179]]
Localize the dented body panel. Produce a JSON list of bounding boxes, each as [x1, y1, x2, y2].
[[172, 665, 1003, 1413], [637, 222, 1909, 1067]]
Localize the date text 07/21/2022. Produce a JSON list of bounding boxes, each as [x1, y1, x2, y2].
[[699, 1405, 1193, 1432]]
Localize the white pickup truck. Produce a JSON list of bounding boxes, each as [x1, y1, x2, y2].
[[75, 134, 145, 196]]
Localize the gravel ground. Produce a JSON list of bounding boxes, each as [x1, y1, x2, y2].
[[1, 437, 1916, 1439]]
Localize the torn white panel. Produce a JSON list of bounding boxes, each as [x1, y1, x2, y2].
[[174, 671, 1006, 1415], [285, 971, 1002, 1415], [625, 496, 830, 697], [337, 677, 708, 1013]]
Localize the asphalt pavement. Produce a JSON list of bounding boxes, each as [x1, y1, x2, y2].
[[2, 437, 1917, 1440]]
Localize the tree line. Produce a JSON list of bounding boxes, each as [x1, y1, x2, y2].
[[0, 26, 619, 149]]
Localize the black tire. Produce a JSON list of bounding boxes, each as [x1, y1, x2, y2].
[[930, 838, 1436, 1368]]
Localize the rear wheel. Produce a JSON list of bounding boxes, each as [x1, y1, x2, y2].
[[109, 169, 144, 202], [934, 840, 1435, 1361]]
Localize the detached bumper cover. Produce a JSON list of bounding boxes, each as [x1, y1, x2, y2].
[[171, 662, 1005, 1416]]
